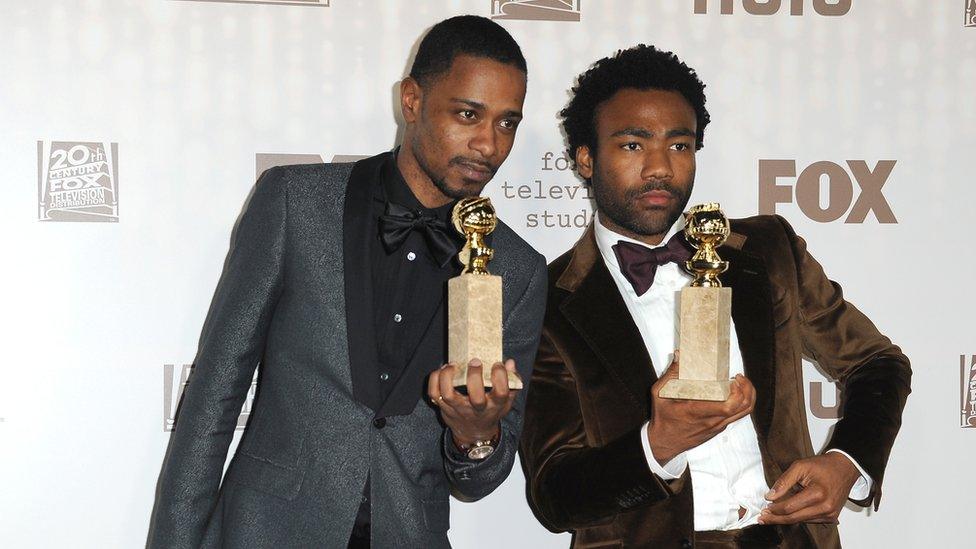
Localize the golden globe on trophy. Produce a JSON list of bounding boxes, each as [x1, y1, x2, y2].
[[448, 197, 522, 390], [660, 203, 733, 401]]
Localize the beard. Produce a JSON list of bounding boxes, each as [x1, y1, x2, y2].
[[411, 138, 497, 201], [592, 170, 693, 238]]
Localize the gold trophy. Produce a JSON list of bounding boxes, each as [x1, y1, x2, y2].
[[448, 197, 522, 389], [660, 203, 733, 401]]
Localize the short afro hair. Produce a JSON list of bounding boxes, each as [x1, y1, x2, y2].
[[561, 44, 710, 161], [409, 15, 527, 88]]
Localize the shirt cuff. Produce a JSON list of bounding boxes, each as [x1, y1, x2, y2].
[[640, 420, 688, 480], [826, 448, 873, 500]]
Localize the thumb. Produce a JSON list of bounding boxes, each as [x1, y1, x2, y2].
[[662, 350, 680, 379], [767, 461, 805, 501]]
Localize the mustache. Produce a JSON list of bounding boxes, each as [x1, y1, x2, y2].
[[449, 156, 497, 175], [627, 181, 686, 200]]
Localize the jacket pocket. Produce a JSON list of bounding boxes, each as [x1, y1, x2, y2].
[[229, 451, 306, 501], [422, 499, 450, 532]]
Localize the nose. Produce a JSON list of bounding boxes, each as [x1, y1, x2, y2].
[[641, 148, 673, 181], [468, 123, 498, 159]]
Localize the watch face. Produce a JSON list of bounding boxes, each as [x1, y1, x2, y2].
[[468, 445, 495, 460]]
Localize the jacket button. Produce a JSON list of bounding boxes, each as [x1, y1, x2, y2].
[[680, 538, 693, 549], [373, 417, 386, 429]]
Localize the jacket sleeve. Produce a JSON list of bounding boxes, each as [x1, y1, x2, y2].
[[442, 253, 548, 501], [147, 167, 288, 548], [778, 215, 911, 510], [518, 316, 686, 532]]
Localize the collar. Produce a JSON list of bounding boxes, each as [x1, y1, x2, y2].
[[559, 210, 749, 293], [376, 148, 455, 224], [592, 211, 684, 273]]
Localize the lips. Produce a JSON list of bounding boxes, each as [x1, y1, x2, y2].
[[636, 189, 674, 206], [456, 161, 493, 183]]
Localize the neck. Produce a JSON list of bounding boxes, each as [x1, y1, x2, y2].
[[396, 139, 452, 209], [598, 214, 668, 247]]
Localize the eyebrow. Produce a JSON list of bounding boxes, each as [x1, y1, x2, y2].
[[610, 127, 696, 139], [450, 98, 523, 119]]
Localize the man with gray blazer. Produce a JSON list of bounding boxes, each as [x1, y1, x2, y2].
[[148, 16, 546, 548]]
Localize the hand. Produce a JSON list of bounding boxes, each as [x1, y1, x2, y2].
[[646, 352, 757, 464], [427, 358, 521, 448], [759, 453, 861, 525]]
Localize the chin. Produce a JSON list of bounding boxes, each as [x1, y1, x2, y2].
[[444, 180, 486, 199]]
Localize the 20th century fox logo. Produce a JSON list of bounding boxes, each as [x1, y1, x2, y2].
[[38, 141, 118, 222], [962, 355, 976, 428], [163, 364, 256, 432]]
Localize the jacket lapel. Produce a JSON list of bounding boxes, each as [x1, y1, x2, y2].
[[722, 245, 776, 441], [558, 227, 656, 411], [343, 154, 386, 411], [554, 222, 777, 440]]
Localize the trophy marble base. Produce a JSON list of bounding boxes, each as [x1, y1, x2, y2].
[[658, 379, 732, 401], [660, 286, 732, 402], [448, 273, 522, 389]]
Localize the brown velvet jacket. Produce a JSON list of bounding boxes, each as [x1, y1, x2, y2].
[[519, 216, 911, 549]]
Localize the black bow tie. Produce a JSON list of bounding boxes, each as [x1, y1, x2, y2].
[[378, 202, 459, 267], [612, 233, 693, 296]]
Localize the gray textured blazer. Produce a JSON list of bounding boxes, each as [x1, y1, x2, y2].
[[147, 156, 547, 548]]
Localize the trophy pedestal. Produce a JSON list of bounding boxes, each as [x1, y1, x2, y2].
[[448, 273, 521, 389], [660, 286, 732, 401]]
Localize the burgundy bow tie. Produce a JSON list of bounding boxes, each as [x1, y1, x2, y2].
[[612, 233, 693, 296]]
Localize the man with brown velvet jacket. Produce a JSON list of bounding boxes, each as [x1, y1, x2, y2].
[[519, 45, 910, 548]]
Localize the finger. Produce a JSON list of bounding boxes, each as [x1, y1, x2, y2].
[[653, 352, 681, 397], [764, 484, 825, 516], [738, 375, 758, 410], [488, 362, 510, 405], [723, 375, 751, 410], [438, 363, 461, 409], [767, 462, 807, 502], [466, 359, 487, 411], [760, 495, 834, 525], [428, 366, 443, 405], [716, 403, 753, 430], [665, 350, 680, 378]]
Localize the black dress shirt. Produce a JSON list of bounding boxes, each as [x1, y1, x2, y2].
[[350, 150, 461, 548], [369, 150, 461, 402]]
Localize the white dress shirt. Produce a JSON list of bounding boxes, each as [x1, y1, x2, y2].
[[592, 213, 870, 531]]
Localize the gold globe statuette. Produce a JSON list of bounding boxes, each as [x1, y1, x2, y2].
[[447, 197, 521, 390], [453, 196, 496, 275], [660, 203, 734, 401]]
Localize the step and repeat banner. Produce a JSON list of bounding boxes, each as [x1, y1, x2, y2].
[[2, 1, 973, 547]]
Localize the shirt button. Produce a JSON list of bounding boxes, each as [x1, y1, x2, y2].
[[373, 417, 386, 429], [407, 251, 416, 261], [393, 313, 402, 323], [379, 372, 389, 381]]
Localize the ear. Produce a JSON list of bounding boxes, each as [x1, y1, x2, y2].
[[400, 77, 422, 124], [576, 145, 594, 180]]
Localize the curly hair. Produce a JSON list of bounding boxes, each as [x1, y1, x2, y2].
[[560, 44, 710, 161]]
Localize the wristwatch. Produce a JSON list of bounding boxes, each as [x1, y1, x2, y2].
[[456, 432, 500, 461]]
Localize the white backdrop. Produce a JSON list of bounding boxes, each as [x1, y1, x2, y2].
[[2, 1, 974, 547]]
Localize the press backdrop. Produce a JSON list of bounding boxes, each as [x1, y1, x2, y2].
[[2, 1, 974, 547]]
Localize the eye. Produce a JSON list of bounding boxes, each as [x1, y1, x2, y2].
[[459, 110, 477, 120], [671, 142, 693, 151], [622, 142, 642, 151], [499, 119, 518, 131]]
